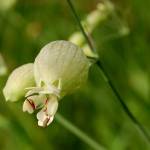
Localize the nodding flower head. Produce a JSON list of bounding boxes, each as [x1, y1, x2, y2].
[[3, 40, 90, 127]]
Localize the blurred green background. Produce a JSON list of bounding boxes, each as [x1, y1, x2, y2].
[[0, 0, 150, 149]]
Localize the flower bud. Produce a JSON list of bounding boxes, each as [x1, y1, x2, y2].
[[3, 63, 35, 102], [34, 40, 90, 97]]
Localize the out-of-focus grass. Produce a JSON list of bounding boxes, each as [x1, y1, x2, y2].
[[0, 0, 150, 149]]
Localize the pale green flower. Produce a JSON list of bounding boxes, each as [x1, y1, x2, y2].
[[34, 40, 90, 97], [3, 40, 90, 127], [27, 40, 90, 127]]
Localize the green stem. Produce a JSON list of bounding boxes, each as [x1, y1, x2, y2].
[[66, 0, 150, 144], [56, 113, 106, 150], [96, 60, 150, 143], [66, 0, 95, 52]]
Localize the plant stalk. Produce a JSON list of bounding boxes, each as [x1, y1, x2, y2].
[[56, 113, 106, 150], [66, 0, 150, 144]]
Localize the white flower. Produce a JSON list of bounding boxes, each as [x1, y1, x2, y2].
[[34, 40, 90, 97], [3, 40, 90, 127]]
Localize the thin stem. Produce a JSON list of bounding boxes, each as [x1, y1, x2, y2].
[[96, 60, 150, 143], [67, 0, 95, 52], [56, 113, 106, 150], [67, 0, 150, 144]]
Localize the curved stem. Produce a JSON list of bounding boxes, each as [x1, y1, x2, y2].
[[66, 0, 150, 144], [66, 0, 95, 52], [56, 113, 106, 150], [96, 60, 150, 143]]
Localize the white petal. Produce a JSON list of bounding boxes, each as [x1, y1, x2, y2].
[[38, 83, 60, 97], [25, 87, 43, 97], [47, 97, 58, 116], [22, 100, 34, 114], [38, 120, 44, 127], [37, 110, 46, 122], [26, 85, 60, 98], [47, 84, 60, 93], [28, 95, 46, 108], [38, 115, 54, 127], [39, 90, 60, 97]]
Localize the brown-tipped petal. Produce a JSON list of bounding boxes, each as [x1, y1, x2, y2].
[[37, 109, 54, 127], [38, 115, 54, 127], [23, 99, 35, 114]]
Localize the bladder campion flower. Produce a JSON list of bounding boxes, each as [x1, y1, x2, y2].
[[34, 40, 90, 97], [3, 40, 90, 127]]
